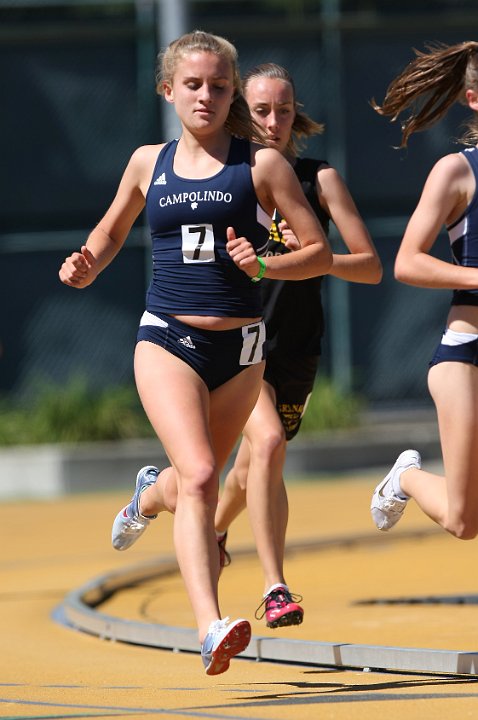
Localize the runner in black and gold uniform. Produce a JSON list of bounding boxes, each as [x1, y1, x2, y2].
[[261, 159, 329, 444], [215, 63, 382, 629]]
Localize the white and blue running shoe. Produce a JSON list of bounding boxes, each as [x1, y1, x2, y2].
[[371, 450, 421, 531], [201, 617, 251, 676], [112, 465, 159, 551]]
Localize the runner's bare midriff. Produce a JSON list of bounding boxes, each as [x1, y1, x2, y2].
[[172, 315, 262, 331]]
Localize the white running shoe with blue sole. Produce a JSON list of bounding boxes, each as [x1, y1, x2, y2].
[[371, 449, 421, 531], [112, 465, 159, 551]]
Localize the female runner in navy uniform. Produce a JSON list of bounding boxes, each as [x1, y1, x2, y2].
[[213, 63, 382, 628], [59, 32, 332, 675], [370, 42, 478, 542]]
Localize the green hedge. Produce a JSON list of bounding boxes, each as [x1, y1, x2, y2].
[[0, 378, 154, 445], [0, 376, 362, 446], [300, 378, 362, 433]]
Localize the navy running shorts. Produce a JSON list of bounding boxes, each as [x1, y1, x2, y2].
[[429, 331, 478, 368], [429, 340, 478, 367], [137, 310, 266, 391]]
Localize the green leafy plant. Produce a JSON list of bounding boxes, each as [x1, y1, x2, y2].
[[0, 377, 154, 445], [0, 375, 362, 446], [299, 377, 363, 434]]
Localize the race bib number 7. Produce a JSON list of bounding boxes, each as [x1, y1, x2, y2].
[[240, 321, 266, 365], [181, 223, 215, 263]]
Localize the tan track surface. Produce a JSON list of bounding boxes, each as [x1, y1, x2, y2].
[[2, 473, 478, 719]]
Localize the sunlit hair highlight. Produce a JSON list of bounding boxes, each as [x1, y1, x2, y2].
[[155, 29, 266, 142], [243, 62, 325, 156], [371, 41, 478, 148]]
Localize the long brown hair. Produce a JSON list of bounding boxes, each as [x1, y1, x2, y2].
[[155, 30, 266, 142], [243, 62, 324, 156], [372, 41, 478, 148]]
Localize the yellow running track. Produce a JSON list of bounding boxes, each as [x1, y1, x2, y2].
[[2, 473, 478, 720]]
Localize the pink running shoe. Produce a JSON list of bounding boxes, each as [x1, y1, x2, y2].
[[255, 584, 304, 629]]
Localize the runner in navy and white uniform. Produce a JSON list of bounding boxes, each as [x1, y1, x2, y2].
[[59, 32, 331, 676], [370, 41, 478, 542], [213, 63, 382, 629], [137, 135, 271, 390]]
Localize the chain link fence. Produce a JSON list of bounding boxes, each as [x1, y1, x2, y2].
[[1, 1, 474, 406]]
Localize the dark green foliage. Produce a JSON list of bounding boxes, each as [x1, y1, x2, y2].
[[0, 378, 155, 445], [0, 376, 362, 446], [300, 378, 363, 433]]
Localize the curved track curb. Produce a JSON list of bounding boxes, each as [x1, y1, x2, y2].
[[56, 531, 478, 677]]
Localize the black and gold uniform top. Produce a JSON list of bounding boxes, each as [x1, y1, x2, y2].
[[261, 158, 330, 356]]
